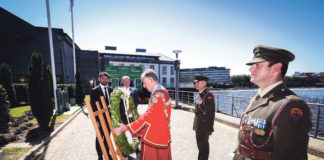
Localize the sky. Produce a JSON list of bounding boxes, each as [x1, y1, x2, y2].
[[1, 0, 324, 76]]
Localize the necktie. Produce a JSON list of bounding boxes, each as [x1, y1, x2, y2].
[[104, 87, 110, 104]]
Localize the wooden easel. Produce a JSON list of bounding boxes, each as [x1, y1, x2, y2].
[[85, 96, 124, 160]]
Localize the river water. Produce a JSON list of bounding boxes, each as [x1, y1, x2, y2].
[[210, 88, 324, 138]]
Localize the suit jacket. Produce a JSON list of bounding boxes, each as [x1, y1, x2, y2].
[[193, 88, 215, 133], [90, 85, 113, 125], [234, 83, 312, 160], [119, 87, 139, 124]]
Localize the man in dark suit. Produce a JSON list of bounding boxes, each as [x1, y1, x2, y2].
[[233, 45, 312, 160], [193, 75, 215, 160], [90, 72, 113, 160], [119, 76, 139, 124]]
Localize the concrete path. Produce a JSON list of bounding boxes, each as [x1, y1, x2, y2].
[[26, 103, 324, 160], [28, 105, 237, 160]]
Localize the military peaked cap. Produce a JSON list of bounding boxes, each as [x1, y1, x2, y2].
[[246, 45, 295, 65], [194, 75, 209, 82]]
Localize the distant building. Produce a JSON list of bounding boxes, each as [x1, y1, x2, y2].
[[0, 7, 79, 84], [76, 50, 100, 91], [180, 66, 230, 88], [293, 71, 324, 82], [100, 48, 176, 88]]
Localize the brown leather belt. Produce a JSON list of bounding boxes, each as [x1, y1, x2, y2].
[[239, 145, 272, 160]]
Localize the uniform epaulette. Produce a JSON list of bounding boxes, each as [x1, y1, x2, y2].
[[202, 92, 214, 106], [272, 96, 310, 126]]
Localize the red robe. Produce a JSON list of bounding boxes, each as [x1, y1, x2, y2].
[[126, 88, 172, 160]]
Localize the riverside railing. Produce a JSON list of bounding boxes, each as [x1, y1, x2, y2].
[[168, 89, 324, 139]]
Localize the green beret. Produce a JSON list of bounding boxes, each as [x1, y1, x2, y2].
[[194, 75, 209, 82], [246, 45, 295, 65]]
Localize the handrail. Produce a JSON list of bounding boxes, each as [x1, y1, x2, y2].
[[167, 89, 324, 139]]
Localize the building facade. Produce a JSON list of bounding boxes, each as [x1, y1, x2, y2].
[[0, 7, 79, 84], [100, 50, 176, 88], [0, 7, 176, 91], [180, 66, 230, 88]]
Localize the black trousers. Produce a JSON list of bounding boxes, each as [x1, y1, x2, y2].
[[96, 124, 113, 160], [196, 131, 210, 160]]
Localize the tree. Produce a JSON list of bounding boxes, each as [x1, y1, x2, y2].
[[230, 74, 252, 88], [28, 52, 54, 130], [0, 63, 17, 107], [0, 85, 10, 133], [75, 69, 85, 107]]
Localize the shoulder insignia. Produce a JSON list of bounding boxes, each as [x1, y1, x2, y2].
[[208, 96, 213, 100], [291, 108, 303, 122]]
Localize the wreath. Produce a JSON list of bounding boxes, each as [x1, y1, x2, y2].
[[109, 87, 140, 154]]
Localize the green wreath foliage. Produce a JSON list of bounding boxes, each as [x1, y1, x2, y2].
[[109, 87, 140, 154]]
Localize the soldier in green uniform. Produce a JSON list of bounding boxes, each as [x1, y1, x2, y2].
[[233, 45, 312, 160], [193, 75, 215, 160]]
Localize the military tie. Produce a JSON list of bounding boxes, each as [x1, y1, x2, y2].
[[254, 94, 261, 102]]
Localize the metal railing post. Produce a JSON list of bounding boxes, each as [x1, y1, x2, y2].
[[314, 105, 320, 138], [231, 96, 234, 116], [216, 95, 219, 112]]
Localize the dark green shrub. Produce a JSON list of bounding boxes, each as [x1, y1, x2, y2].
[[28, 52, 54, 130], [57, 84, 76, 99], [0, 85, 10, 133], [0, 63, 18, 107], [75, 69, 85, 107], [14, 83, 29, 105]]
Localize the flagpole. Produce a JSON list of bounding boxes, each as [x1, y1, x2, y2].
[[70, 0, 76, 82], [46, 0, 58, 114]]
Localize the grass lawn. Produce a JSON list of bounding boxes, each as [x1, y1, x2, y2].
[[9, 105, 31, 117], [28, 114, 72, 124], [1, 147, 31, 160]]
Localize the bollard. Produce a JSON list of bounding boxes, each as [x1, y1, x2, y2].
[[56, 88, 63, 114]]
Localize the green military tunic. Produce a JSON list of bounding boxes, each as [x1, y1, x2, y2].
[[234, 83, 312, 160], [193, 88, 215, 160], [193, 88, 215, 133]]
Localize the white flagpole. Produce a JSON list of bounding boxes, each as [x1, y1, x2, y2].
[[46, 0, 58, 114], [70, 0, 76, 82]]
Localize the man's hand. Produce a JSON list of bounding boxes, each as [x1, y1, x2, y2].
[[206, 131, 212, 136], [114, 122, 127, 136]]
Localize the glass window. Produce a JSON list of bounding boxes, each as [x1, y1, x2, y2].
[[170, 66, 174, 75], [162, 77, 167, 86], [162, 66, 167, 75], [170, 77, 174, 87]]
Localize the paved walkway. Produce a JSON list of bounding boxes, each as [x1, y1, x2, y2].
[[28, 105, 237, 160], [26, 103, 324, 160]]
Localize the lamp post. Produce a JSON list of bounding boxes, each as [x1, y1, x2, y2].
[[173, 50, 181, 109]]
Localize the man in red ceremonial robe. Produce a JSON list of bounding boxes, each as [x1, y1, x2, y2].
[[114, 69, 172, 160]]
